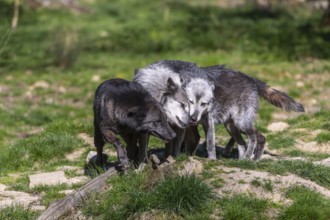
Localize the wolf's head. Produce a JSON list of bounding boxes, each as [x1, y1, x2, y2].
[[126, 98, 176, 142], [160, 77, 191, 128], [134, 63, 191, 129], [184, 78, 215, 125]]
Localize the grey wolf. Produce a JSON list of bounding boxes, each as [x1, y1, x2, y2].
[[134, 60, 192, 158], [151, 60, 217, 159], [186, 65, 305, 160], [93, 78, 176, 168]]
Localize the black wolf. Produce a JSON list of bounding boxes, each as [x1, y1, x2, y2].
[[186, 65, 305, 160], [93, 78, 176, 168]]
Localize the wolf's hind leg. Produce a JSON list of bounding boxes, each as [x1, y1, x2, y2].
[[241, 128, 257, 160], [253, 131, 265, 160], [223, 137, 235, 157], [225, 122, 246, 159], [102, 129, 129, 168], [94, 127, 105, 166]]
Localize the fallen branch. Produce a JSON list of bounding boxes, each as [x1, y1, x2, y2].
[[37, 167, 117, 220]]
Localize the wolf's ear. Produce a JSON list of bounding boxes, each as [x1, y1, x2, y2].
[[134, 69, 139, 76], [166, 77, 178, 94], [127, 106, 140, 117]]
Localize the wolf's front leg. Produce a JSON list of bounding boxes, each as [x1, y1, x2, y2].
[[204, 114, 216, 160], [103, 130, 129, 169], [138, 132, 150, 163], [172, 127, 186, 157]]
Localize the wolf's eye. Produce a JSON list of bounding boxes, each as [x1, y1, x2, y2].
[[189, 100, 194, 104], [180, 103, 186, 109], [201, 102, 207, 107]]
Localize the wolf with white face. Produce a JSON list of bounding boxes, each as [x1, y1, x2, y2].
[[184, 78, 214, 125], [160, 77, 190, 129], [134, 63, 191, 128]]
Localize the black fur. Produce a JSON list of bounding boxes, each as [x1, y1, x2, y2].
[[93, 78, 175, 168]]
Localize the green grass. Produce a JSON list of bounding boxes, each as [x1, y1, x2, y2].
[[218, 194, 271, 220], [0, 206, 39, 220], [267, 132, 296, 149], [284, 149, 329, 160], [251, 178, 273, 192], [288, 110, 330, 131], [83, 172, 214, 219], [315, 132, 330, 144], [0, 121, 90, 175], [279, 186, 330, 220]]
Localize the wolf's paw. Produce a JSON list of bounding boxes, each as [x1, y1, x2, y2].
[[208, 153, 217, 160], [118, 156, 130, 169]]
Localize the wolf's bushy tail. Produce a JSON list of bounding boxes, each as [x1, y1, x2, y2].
[[255, 79, 305, 112]]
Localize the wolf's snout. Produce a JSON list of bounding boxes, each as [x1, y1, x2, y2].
[[189, 116, 198, 125]]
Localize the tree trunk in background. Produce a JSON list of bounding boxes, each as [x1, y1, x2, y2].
[[11, 0, 20, 30]]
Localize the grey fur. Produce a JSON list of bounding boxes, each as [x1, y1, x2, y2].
[[134, 60, 191, 128], [200, 65, 304, 160], [134, 61, 194, 158], [134, 60, 216, 158], [93, 78, 176, 168], [157, 60, 216, 159]]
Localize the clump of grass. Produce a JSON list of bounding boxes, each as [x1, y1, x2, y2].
[[83, 172, 214, 219], [251, 178, 273, 192], [263, 179, 273, 192], [152, 175, 213, 213], [218, 194, 271, 220], [279, 186, 330, 220], [201, 170, 214, 180], [251, 178, 262, 187], [0, 205, 38, 220], [210, 178, 225, 188], [315, 132, 330, 144]]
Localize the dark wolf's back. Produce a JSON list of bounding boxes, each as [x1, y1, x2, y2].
[[94, 78, 151, 107], [93, 78, 155, 132]]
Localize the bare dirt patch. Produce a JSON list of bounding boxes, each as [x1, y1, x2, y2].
[[267, 122, 289, 132], [66, 148, 85, 161], [295, 140, 330, 153], [212, 165, 330, 204], [78, 133, 94, 147]]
